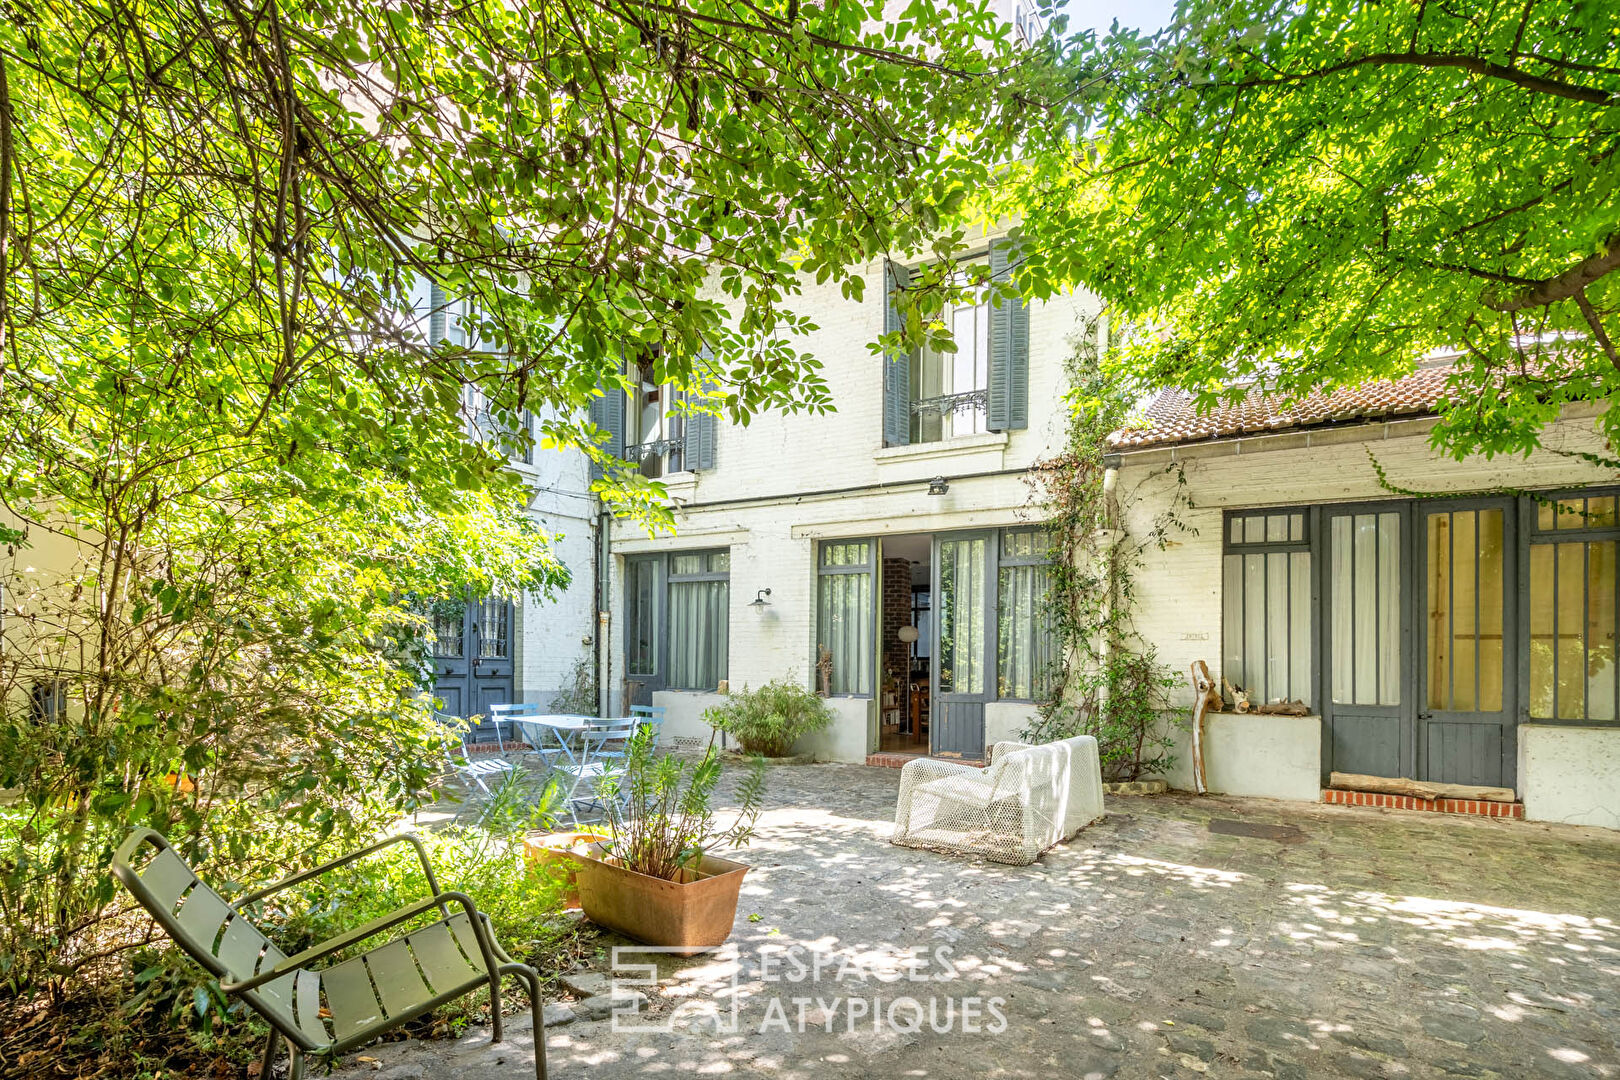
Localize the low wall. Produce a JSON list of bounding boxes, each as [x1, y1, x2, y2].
[[652, 690, 873, 763], [984, 702, 1040, 750], [1519, 724, 1620, 829], [800, 696, 876, 763], [1156, 712, 1322, 803], [650, 690, 725, 749]]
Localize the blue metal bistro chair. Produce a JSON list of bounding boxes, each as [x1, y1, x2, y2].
[[112, 829, 547, 1080]]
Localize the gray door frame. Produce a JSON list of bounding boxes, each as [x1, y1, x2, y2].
[[623, 554, 666, 709], [931, 530, 995, 760], [1319, 502, 1416, 782]]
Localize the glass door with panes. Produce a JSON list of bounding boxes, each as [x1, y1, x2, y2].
[[431, 595, 515, 734], [623, 555, 665, 708], [1419, 501, 1516, 787], [932, 532, 993, 758], [1323, 506, 1411, 780]]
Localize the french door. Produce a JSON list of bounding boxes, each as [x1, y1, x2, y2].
[[932, 532, 992, 759], [431, 595, 516, 725], [1321, 499, 1517, 788]]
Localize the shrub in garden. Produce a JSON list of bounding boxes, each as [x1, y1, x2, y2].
[[703, 678, 833, 758]]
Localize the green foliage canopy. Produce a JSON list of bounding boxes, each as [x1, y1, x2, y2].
[[1010, 0, 1620, 458]]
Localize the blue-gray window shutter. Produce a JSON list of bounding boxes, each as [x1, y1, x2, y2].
[[987, 241, 1029, 431], [688, 355, 718, 471], [587, 379, 626, 481], [883, 260, 911, 447], [428, 281, 447, 343]]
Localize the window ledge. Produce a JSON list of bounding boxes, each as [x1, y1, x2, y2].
[[874, 431, 1009, 463]]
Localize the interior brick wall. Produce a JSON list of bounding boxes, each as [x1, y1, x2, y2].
[[882, 557, 913, 694]]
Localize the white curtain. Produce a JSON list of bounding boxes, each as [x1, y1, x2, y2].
[[817, 571, 872, 695], [668, 580, 728, 689], [998, 563, 1054, 700]]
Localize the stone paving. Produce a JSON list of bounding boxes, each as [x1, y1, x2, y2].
[[343, 762, 1620, 1080]]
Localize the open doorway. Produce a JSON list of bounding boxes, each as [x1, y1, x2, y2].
[[879, 534, 931, 754]]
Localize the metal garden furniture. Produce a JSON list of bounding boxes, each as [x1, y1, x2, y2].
[[629, 703, 666, 744], [486, 702, 541, 751], [892, 736, 1105, 865], [112, 829, 548, 1080], [434, 711, 518, 796]]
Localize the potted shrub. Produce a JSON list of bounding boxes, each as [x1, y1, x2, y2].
[[704, 677, 833, 762], [570, 729, 765, 954]]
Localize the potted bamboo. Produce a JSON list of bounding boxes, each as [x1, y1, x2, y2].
[[570, 729, 764, 955]]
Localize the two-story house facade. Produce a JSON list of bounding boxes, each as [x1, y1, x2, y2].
[[595, 226, 1096, 763]]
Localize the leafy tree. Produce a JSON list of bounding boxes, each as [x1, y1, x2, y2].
[[1009, 0, 1620, 459], [0, 0, 1067, 1054]]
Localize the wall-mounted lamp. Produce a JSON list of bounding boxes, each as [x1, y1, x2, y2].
[[749, 588, 773, 609], [927, 476, 949, 496], [897, 625, 920, 644]]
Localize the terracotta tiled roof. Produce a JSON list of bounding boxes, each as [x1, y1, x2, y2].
[[1106, 364, 1455, 451]]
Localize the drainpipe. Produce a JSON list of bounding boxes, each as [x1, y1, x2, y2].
[[1095, 454, 1125, 720], [595, 510, 612, 718]]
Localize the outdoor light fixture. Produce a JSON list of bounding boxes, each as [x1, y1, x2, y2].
[[927, 476, 949, 496], [749, 588, 773, 609]]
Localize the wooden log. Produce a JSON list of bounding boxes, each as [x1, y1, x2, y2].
[[1329, 772, 1515, 804]]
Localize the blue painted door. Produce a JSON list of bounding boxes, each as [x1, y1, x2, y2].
[[932, 532, 992, 759]]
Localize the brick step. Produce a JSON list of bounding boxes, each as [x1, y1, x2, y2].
[[865, 752, 985, 769], [1323, 787, 1524, 819]]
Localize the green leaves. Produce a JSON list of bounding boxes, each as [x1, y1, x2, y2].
[[1007, 0, 1620, 459]]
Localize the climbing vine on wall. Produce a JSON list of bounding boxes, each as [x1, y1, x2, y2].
[[1021, 318, 1191, 780]]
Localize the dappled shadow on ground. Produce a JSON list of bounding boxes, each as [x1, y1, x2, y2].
[[355, 763, 1619, 1080]]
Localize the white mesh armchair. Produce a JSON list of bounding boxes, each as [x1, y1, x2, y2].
[[891, 736, 1105, 865]]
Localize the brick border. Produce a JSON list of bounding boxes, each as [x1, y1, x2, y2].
[[1322, 787, 1524, 819], [865, 752, 986, 770]]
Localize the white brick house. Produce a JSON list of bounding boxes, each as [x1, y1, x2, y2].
[[597, 225, 1099, 763], [1112, 362, 1620, 828]]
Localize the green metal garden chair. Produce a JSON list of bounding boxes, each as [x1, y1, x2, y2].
[[112, 828, 547, 1080]]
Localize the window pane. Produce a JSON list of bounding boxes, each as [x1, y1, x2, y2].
[[478, 597, 509, 659], [672, 553, 704, 575], [1557, 542, 1585, 718], [817, 568, 872, 695], [709, 551, 730, 573], [1353, 514, 1378, 706], [1230, 518, 1242, 545], [1244, 553, 1265, 700], [1377, 513, 1402, 706], [939, 537, 987, 694], [433, 598, 466, 658], [1529, 544, 1556, 718], [1537, 500, 1555, 531], [1589, 541, 1617, 721], [1589, 497, 1617, 529], [1558, 499, 1586, 529], [1290, 513, 1304, 542], [626, 559, 658, 675], [1426, 514, 1451, 710], [823, 541, 868, 568], [1244, 516, 1264, 544], [1289, 551, 1312, 705], [998, 563, 1054, 700], [1452, 511, 1477, 712], [1266, 514, 1287, 543], [1478, 510, 1504, 712], [1223, 554, 1244, 692], [1266, 552, 1289, 704], [1331, 516, 1353, 704], [668, 580, 728, 689]]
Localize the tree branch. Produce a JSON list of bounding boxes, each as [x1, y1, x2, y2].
[[1224, 51, 1617, 106], [1484, 232, 1620, 312]]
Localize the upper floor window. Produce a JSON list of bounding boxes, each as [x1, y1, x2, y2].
[[911, 263, 991, 443], [588, 356, 717, 479], [626, 357, 686, 479], [883, 242, 1028, 448]]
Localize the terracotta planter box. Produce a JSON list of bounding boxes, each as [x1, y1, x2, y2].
[[572, 843, 749, 956], [522, 831, 611, 911]]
